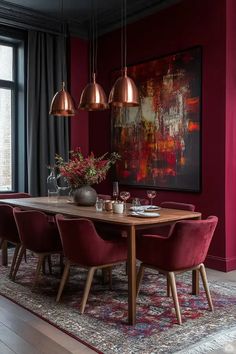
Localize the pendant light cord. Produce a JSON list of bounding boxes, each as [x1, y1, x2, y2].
[[92, 4, 95, 77], [89, 0, 97, 81], [95, 5, 98, 76], [121, 0, 123, 70], [124, 0, 127, 69]]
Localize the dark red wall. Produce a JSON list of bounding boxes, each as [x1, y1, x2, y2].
[[225, 0, 236, 270], [70, 0, 236, 271], [70, 37, 89, 155]]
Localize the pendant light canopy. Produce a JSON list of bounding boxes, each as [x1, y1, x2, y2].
[[79, 2, 108, 111], [49, 81, 76, 116], [49, 0, 76, 117], [109, 0, 139, 107]]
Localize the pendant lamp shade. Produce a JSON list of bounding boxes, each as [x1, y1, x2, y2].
[[79, 73, 108, 111], [109, 67, 139, 107], [49, 82, 76, 116]]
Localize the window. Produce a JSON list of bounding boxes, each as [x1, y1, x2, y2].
[[0, 44, 14, 191], [0, 30, 26, 192]]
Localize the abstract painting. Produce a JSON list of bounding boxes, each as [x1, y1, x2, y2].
[[111, 47, 201, 191]]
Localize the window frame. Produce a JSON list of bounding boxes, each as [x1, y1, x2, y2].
[[0, 27, 26, 193]]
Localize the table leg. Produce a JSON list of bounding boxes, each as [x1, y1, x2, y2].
[[127, 225, 136, 325], [192, 269, 199, 295], [1, 240, 8, 266]]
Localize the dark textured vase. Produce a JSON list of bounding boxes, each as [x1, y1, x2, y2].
[[73, 185, 97, 206]]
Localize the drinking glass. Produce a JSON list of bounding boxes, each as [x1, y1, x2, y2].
[[132, 198, 141, 207], [146, 190, 157, 205], [112, 181, 119, 201], [57, 173, 70, 199], [95, 198, 104, 212], [120, 191, 130, 213]]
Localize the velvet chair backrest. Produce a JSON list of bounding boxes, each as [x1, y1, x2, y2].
[[98, 194, 111, 200], [0, 204, 19, 243], [160, 201, 195, 211], [0, 193, 31, 199], [13, 208, 61, 253], [162, 216, 218, 270], [56, 215, 110, 265]]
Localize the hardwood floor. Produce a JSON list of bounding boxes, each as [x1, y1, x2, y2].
[[0, 296, 96, 354], [0, 268, 235, 354]]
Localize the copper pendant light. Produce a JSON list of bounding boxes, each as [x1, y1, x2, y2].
[[79, 73, 108, 110], [79, 3, 108, 111], [49, 81, 76, 116], [109, 0, 139, 107], [49, 0, 76, 117], [108, 67, 139, 107]]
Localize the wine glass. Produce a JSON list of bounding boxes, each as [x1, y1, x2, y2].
[[146, 190, 157, 206], [112, 181, 119, 201], [120, 191, 131, 213]]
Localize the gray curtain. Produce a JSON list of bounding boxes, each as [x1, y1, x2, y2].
[[27, 31, 69, 196]]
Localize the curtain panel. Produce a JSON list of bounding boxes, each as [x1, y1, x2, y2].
[[27, 31, 69, 196]]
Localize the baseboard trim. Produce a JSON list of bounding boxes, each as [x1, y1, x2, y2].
[[205, 254, 236, 272]]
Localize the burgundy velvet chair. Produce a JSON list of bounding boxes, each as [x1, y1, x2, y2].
[[160, 201, 195, 211], [143, 201, 196, 238], [0, 193, 30, 200], [0, 205, 21, 278], [55, 214, 127, 314], [0, 193, 31, 268], [98, 194, 112, 200], [12, 209, 62, 286], [136, 216, 218, 324]]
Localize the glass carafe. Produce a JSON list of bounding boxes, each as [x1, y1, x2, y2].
[[47, 167, 58, 200]]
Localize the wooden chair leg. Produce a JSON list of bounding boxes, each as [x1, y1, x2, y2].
[[33, 254, 45, 289], [56, 261, 71, 302], [192, 269, 200, 295], [1, 239, 8, 266], [80, 267, 96, 314], [167, 276, 171, 297], [12, 245, 25, 281], [168, 272, 182, 325], [199, 263, 214, 311], [136, 263, 145, 296], [9, 244, 21, 279]]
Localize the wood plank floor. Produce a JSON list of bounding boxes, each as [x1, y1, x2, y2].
[[0, 268, 235, 354], [0, 296, 96, 354]]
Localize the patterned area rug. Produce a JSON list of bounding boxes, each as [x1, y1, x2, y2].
[[0, 253, 236, 354]]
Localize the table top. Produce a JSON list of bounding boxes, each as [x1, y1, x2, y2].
[[0, 197, 201, 227]]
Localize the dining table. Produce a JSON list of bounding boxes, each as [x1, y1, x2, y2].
[[0, 196, 201, 325]]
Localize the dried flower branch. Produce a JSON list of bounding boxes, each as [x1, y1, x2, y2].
[[55, 148, 120, 189]]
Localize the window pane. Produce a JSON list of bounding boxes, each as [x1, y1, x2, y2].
[[0, 88, 12, 191], [0, 44, 13, 81]]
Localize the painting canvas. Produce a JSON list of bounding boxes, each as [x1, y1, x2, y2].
[[111, 47, 201, 191]]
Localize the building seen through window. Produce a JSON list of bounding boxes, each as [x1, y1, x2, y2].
[[0, 30, 26, 193]]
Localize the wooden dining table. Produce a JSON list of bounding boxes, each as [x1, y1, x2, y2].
[[0, 197, 201, 325]]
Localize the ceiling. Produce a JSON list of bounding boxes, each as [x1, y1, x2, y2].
[[0, 0, 181, 37]]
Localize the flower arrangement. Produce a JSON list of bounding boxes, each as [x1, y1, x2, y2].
[[55, 148, 120, 189]]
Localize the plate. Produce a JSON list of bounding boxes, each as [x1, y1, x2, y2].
[[129, 205, 161, 212], [129, 211, 160, 218]]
